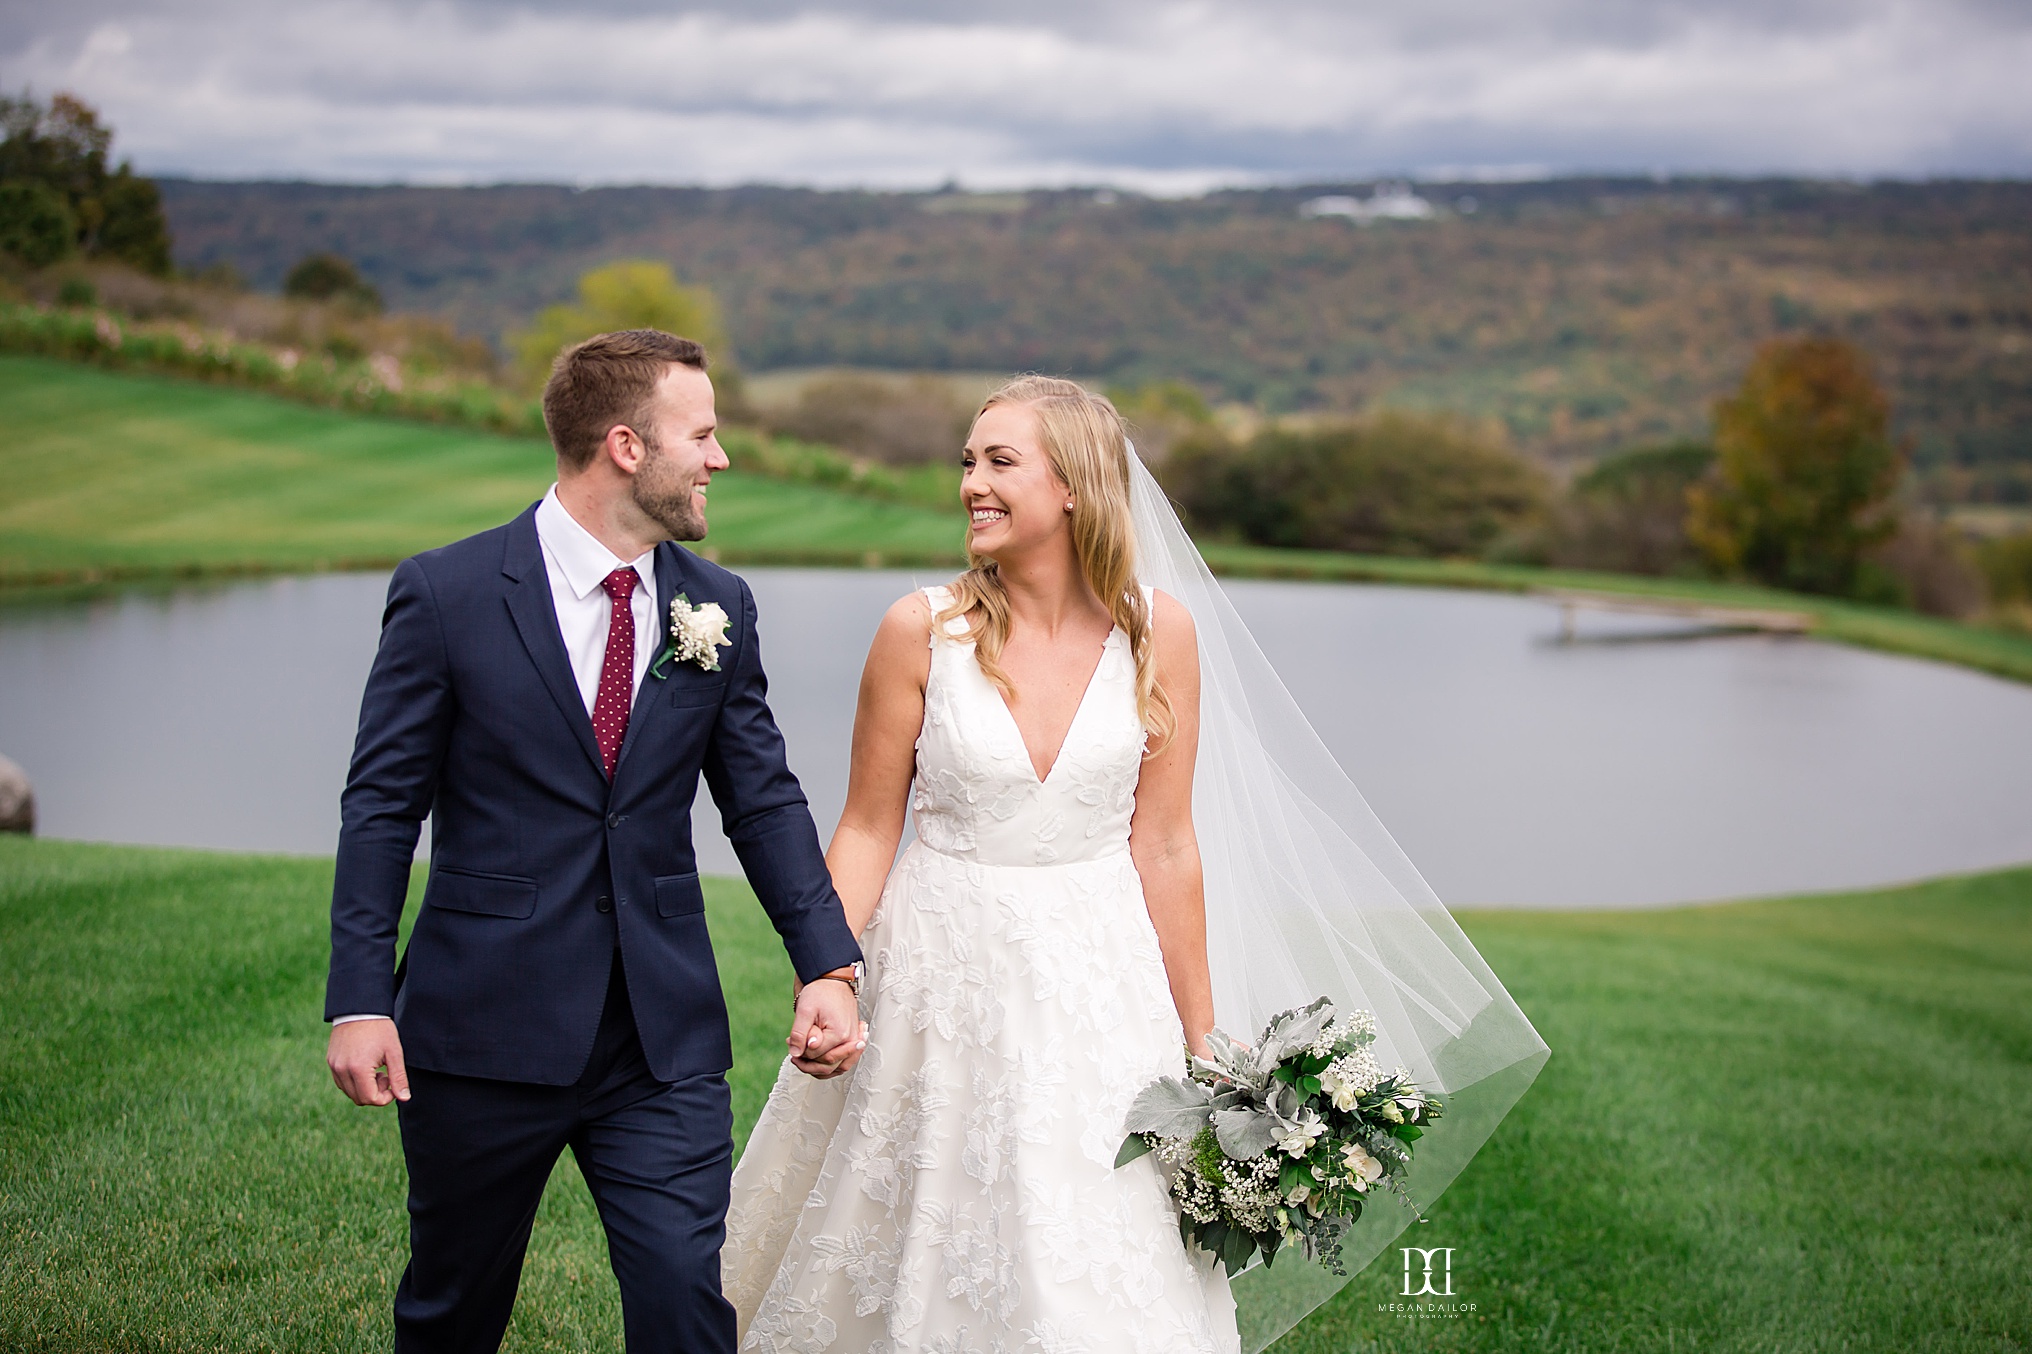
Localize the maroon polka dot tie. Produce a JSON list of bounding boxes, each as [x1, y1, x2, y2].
[[592, 568, 639, 779]]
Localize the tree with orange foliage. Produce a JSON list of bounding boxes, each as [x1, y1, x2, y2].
[[1686, 336, 1903, 597]]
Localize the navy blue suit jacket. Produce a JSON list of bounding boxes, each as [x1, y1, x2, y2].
[[325, 505, 862, 1085]]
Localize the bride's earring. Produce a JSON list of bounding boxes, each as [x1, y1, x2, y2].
[[1064, 500, 1075, 513]]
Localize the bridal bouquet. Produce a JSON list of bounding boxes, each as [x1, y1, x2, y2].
[[1115, 997, 1442, 1277]]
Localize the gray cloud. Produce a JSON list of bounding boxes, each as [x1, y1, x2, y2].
[[3, 0, 2028, 189]]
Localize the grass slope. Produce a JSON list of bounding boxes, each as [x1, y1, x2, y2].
[[0, 837, 2025, 1352], [0, 356, 965, 587]]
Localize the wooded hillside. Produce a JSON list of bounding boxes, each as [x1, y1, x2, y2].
[[159, 177, 2032, 500]]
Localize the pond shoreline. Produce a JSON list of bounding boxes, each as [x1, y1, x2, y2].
[[9, 546, 2031, 689]]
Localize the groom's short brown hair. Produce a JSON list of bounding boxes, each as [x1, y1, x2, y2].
[[542, 329, 709, 471]]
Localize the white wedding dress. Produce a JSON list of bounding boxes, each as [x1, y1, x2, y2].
[[723, 585, 1239, 1354]]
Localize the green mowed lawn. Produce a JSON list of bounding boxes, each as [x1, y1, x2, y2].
[[1, 838, 2025, 1352], [0, 356, 964, 584]]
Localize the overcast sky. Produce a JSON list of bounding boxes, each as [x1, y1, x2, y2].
[[4, 0, 2029, 191]]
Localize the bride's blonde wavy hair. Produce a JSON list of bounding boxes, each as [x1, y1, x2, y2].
[[937, 375, 1175, 754]]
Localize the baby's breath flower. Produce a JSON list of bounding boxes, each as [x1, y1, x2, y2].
[[1319, 1047, 1383, 1110], [1333, 1008, 1377, 1048]]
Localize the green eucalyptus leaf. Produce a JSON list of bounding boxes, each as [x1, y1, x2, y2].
[[1115, 1135, 1155, 1169]]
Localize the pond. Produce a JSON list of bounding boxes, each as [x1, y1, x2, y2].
[[3, 568, 2030, 907]]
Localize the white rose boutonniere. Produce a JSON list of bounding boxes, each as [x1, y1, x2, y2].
[[651, 592, 732, 677]]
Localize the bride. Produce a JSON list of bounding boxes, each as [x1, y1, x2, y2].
[[723, 377, 1548, 1353], [723, 376, 1240, 1351]]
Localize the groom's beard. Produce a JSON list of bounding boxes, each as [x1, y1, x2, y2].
[[631, 437, 708, 542]]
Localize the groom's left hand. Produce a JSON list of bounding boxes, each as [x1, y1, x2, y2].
[[788, 976, 866, 1078]]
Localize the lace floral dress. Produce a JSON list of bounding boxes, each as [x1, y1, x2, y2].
[[723, 586, 1238, 1354]]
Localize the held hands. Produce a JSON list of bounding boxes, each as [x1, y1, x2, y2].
[[788, 972, 867, 1079], [327, 1018, 411, 1106], [328, 988, 865, 1096]]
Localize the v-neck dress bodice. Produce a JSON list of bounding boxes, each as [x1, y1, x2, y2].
[[723, 584, 1238, 1354], [909, 589, 1143, 868]]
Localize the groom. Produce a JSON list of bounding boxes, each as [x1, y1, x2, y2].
[[323, 329, 865, 1353]]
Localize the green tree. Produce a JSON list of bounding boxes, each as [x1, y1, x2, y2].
[[1107, 380, 1215, 461], [1687, 336, 1903, 596], [95, 163, 172, 274], [509, 260, 729, 390], [0, 179, 75, 267], [0, 91, 173, 274], [1163, 410, 1548, 557], [283, 252, 382, 310], [1537, 441, 1715, 575]]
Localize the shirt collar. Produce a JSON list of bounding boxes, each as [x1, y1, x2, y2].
[[535, 485, 656, 601]]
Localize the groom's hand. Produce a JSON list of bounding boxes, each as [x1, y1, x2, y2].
[[327, 1018, 412, 1106], [788, 976, 866, 1079]]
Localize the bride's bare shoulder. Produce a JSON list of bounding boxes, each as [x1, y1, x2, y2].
[[1146, 589, 1199, 688], [861, 589, 938, 678], [1148, 588, 1197, 643], [882, 587, 937, 636]]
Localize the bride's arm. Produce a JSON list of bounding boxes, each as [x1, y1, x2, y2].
[[825, 592, 933, 937], [1131, 590, 1215, 1058]]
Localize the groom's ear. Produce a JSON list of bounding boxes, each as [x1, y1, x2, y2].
[[595, 422, 648, 477]]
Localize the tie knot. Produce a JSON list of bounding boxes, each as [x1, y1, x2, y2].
[[602, 568, 638, 603]]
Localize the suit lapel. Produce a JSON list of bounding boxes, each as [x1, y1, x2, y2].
[[500, 509, 606, 779]]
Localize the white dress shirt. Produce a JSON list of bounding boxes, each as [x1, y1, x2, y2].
[[333, 489, 660, 1026], [533, 484, 660, 716]]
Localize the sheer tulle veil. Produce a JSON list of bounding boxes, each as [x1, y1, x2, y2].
[[1125, 445, 1550, 1351]]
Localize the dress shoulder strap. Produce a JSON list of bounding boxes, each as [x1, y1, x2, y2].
[[920, 584, 973, 646]]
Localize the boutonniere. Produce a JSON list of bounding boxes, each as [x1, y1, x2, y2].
[[651, 593, 732, 677]]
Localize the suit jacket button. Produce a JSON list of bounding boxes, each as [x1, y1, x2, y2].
[[595, 895, 613, 914], [606, 812, 623, 829]]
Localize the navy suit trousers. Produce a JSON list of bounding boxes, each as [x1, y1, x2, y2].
[[392, 955, 735, 1354]]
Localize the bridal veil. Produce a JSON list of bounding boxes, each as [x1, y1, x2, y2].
[[1125, 446, 1550, 1351]]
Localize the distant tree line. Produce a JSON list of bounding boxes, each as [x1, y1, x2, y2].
[[153, 176, 2032, 503], [0, 92, 172, 274], [1158, 336, 2015, 619]]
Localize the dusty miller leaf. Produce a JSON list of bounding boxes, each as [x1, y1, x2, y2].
[[1261, 998, 1334, 1065], [1124, 1077, 1215, 1139], [1213, 1105, 1278, 1159]]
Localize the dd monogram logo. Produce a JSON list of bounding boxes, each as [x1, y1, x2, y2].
[[1400, 1246, 1455, 1297]]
